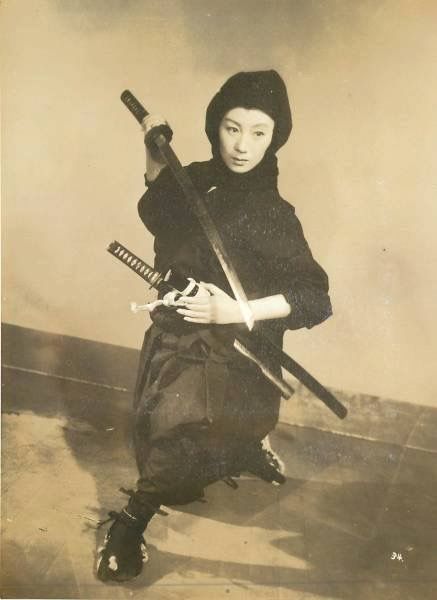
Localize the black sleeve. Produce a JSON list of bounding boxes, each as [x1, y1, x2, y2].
[[137, 166, 193, 236], [259, 201, 332, 330]]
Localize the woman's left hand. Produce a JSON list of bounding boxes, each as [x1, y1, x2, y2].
[[175, 282, 242, 324]]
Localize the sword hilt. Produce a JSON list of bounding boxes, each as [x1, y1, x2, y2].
[[120, 90, 148, 124], [121, 90, 173, 152], [107, 241, 166, 290]]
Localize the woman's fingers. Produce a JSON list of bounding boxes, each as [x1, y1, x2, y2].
[[176, 283, 228, 304], [174, 284, 237, 324]]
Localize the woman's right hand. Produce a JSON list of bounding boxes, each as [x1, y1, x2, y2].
[[143, 114, 172, 166]]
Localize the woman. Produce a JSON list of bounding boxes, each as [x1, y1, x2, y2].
[[97, 70, 332, 582]]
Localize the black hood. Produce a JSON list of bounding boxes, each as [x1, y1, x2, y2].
[[205, 70, 292, 156]]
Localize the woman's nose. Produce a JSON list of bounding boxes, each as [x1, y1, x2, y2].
[[234, 134, 248, 153]]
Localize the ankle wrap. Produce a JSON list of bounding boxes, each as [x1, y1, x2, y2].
[[121, 487, 168, 520]]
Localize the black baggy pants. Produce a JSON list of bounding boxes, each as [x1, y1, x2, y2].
[[132, 325, 280, 508]]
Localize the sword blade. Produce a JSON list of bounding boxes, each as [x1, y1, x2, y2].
[[233, 339, 294, 399], [154, 134, 255, 331]]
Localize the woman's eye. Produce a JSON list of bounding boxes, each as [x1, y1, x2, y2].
[[227, 127, 238, 133], [254, 131, 265, 137]]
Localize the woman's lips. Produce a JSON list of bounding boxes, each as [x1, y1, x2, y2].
[[231, 157, 248, 164]]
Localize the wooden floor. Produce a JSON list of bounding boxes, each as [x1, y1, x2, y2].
[[1, 367, 437, 599]]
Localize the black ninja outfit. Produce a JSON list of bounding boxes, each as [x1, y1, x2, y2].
[[97, 70, 332, 582]]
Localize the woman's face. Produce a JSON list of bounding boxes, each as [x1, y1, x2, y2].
[[218, 107, 275, 173]]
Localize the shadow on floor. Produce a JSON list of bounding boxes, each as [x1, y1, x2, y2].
[[2, 367, 437, 599]]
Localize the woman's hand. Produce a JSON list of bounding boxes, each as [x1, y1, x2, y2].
[[143, 114, 172, 175], [175, 282, 243, 324], [172, 281, 291, 325]]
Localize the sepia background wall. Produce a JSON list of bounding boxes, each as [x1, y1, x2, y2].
[[2, 0, 437, 407]]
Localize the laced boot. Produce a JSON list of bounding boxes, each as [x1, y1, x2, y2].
[[96, 489, 164, 582]]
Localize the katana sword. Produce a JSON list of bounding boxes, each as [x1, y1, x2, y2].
[[107, 241, 294, 400], [107, 241, 347, 419], [120, 90, 254, 332]]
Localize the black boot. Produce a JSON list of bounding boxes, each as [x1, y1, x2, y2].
[[96, 490, 161, 583]]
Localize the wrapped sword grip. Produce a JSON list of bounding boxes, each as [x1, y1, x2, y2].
[[121, 89, 173, 159], [121, 90, 148, 123]]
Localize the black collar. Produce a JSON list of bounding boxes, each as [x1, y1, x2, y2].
[[191, 153, 279, 194]]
